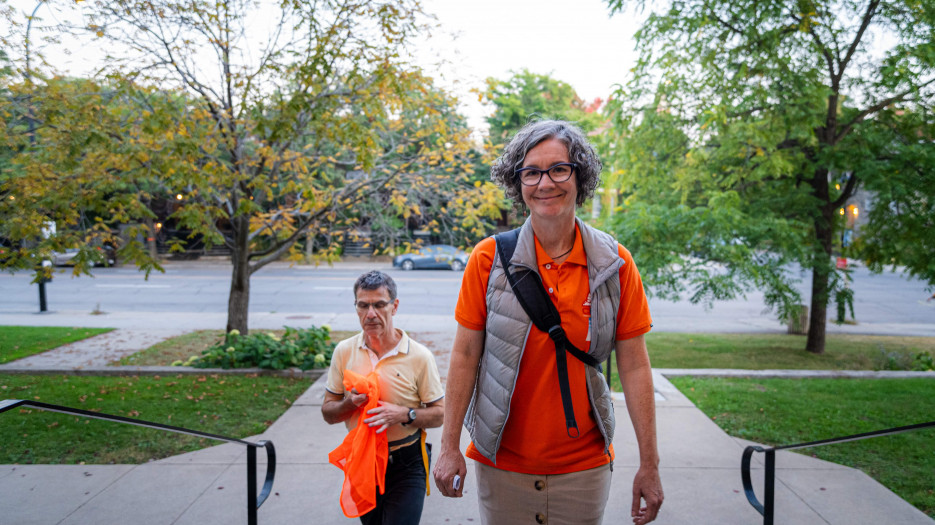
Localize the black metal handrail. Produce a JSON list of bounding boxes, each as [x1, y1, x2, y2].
[[1, 399, 276, 525], [741, 420, 935, 525]]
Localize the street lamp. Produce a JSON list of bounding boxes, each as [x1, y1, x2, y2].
[[24, 1, 46, 88], [25, 0, 50, 313], [24, 0, 87, 311]]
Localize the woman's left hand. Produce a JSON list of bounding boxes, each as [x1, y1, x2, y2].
[[631, 464, 664, 524]]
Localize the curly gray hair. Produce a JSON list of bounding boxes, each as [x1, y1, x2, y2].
[[490, 120, 602, 207]]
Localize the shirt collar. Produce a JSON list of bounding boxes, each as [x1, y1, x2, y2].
[[359, 329, 410, 357], [533, 223, 586, 267]]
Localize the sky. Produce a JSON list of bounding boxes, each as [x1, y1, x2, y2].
[[9, 0, 644, 134]]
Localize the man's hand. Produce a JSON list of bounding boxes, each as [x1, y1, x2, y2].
[[631, 465, 663, 524], [347, 388, 368, 407], [432, 446, 466, 498], [363, 401, 407, 433], [322, 389, 368, 425]]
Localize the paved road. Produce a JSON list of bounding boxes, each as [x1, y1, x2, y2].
[[0, 263, 462, 316], [1, 260, 932, 335]]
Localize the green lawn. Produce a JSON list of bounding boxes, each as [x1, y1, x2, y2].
[[643, 332, 935, 370], [0, 374, 312, 464], [669, 376, 935, 518], [0, 326, 113, 364], [606, 332, 935, 391]]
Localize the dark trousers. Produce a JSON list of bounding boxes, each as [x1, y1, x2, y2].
[[359, 440, 428, 525]]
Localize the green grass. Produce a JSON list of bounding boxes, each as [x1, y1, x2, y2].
[[644, 332, 935, 370], [0, 326, 113, 364], [0, 374, 312, 464], [669, 376, 935, 518], [116, 329, 356, 366], [607, 332, 935, 391]]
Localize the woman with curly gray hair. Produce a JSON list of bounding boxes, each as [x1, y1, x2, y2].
[[490, 119, 603, 208], [434, 120, 664, 525]]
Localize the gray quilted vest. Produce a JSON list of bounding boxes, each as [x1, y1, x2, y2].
[[465, 216, 624, 464]]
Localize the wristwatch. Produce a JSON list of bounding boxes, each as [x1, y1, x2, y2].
[[403, 408, 416, 426]]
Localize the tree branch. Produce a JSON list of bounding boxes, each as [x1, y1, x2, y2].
[[830, 171, 859, 209], [839, 0, 880, 75], [836, 77, 935, 142]]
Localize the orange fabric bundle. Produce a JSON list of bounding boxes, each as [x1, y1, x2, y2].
[[328, 369, 388, 518]]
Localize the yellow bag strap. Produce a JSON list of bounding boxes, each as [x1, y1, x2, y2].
[[420, 429, 430, 496]]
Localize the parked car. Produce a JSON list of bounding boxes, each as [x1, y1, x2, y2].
[[51, 243, 117, 267], [393, 244, 468, 271]]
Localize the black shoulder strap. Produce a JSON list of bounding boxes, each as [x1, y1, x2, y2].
[[494, 228, 599, 439], [494, 229, 599, 368]]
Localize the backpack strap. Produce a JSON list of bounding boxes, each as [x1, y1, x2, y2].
[[494, 228, 599, 439]]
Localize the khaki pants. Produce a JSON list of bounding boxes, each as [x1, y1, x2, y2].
[[475, 462, 612, 525]]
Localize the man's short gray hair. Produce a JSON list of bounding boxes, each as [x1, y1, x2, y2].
[[490, 119, 602, 207], [354, 270, 398, 300]]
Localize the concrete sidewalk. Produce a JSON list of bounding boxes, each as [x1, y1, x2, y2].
[[3, 371, 931, 524], [1, 318, 933, 523]]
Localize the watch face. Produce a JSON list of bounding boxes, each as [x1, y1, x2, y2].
[[408, 409, 417, 421]]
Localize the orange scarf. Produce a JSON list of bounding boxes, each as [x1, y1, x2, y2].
[[328, 369, 388, 518]]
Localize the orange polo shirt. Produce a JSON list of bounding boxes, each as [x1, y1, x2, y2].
[[454, 225, 652, 474]]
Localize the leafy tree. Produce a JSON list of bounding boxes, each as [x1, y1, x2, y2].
[[484, 69, 604, 144], [78, 0, 436, 334], [604, 0, 935, 353], [3, 0, 492, 334], [88, 0, 487, 334], [0, 76, 170, 278], [358, 85, 505, 251], [0, 48, 15, 182]]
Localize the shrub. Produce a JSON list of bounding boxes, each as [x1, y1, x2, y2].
[[189, 326, 334, 370], [913, 351, 934, 372], [874, 348, 935, 372]]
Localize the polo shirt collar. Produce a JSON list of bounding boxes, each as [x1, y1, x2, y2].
[[359, 329, 410, 362], [533, 224, 586, 267]]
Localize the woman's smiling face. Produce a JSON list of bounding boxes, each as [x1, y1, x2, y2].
[[519, 138, 578, 220]]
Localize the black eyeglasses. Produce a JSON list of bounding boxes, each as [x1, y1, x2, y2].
[[355, 300, 391, 311], [514, 163, 577, 186]]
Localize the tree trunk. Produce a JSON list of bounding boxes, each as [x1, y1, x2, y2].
[[227, 217, 251, 335], [806, 205, 834, 354]]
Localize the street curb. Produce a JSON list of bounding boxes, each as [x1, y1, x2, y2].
[[0, 365, 326, 379]]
